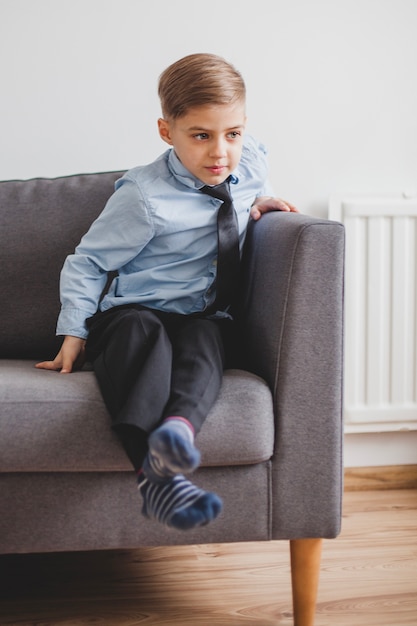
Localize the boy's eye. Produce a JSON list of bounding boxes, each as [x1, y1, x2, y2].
[[192, 131, 241, 141]]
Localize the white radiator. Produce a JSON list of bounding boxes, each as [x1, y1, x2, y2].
[[330, 195, 417, 433]]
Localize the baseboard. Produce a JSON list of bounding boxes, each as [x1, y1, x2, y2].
[[344, 465, 417, 491]]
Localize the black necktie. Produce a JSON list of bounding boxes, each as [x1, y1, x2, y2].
[[200, 178, 240, 313]]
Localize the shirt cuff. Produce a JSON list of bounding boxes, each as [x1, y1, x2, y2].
[[56, 307, 91, 339]]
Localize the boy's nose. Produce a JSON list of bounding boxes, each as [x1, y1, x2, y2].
[[209, 138, 227, 158]]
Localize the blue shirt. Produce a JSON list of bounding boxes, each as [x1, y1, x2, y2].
[[57, 134, 272, 338]]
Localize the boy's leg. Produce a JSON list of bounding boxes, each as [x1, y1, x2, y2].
[[139, 315, 225, 530], [86, 306, 223, 529], [164, 317, 226, 433], [87, 306, 173, 433], [143, 317, 226, 482]]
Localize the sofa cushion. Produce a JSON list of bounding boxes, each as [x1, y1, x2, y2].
[[0, 362, 274, 472], [0, 172, 124, 359]]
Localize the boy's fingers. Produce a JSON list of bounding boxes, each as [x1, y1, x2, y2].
[[60, 358, 74, 374], [251, 197, 299, 218], [250, 207, 262, 220], [35, 360, 57, 370]]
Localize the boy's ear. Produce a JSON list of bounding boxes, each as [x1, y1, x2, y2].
[[158, 118, 173, 145]]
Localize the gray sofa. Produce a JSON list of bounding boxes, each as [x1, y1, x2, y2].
[[0, 171, 344, 622]]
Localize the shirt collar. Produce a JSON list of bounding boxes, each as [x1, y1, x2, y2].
[[168, 148, 240, 190]]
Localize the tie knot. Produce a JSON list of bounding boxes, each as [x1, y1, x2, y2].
[[200, 179, 232, 204]]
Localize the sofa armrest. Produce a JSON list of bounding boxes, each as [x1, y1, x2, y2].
[[239, 212, 345, 539]]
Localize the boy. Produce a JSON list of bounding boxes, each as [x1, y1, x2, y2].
[[36, 53, 297, 531]]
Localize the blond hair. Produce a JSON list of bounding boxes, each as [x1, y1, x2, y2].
[[158, 53, 246, 119]]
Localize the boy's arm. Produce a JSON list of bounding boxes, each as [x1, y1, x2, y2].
[[36, 335, 86, 374], [250, 196, 299, 220]]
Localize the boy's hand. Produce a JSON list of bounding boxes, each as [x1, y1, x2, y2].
[[250, 196, 299, 221], [36, 335, 86, 374]]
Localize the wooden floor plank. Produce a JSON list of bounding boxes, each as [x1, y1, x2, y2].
[[0, 489, 416, 625]]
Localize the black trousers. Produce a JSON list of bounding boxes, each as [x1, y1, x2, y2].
[[86, 304, 240, 471]]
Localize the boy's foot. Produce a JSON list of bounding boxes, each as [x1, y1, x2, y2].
[[142, 417, 201, 483], [138, 473, 223, 530]]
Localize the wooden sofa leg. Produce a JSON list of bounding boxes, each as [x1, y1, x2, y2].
[[289, 538, 322, 626]]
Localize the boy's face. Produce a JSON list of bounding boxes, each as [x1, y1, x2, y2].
[[158, 101, 246, 186]]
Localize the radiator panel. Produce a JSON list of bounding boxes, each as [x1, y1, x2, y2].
[[330, 196, 417, 433]]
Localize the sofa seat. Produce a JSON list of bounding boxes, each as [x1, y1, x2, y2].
[[0, 361, 274, 472]]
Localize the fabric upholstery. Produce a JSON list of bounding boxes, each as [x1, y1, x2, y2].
[[0, 172, 122, 359], [0, 362, 274, 472], [240, 213, 345, 538], [1, 465, 272, 553]]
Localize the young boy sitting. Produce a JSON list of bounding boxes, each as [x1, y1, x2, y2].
[[36, 53, 297, 531]]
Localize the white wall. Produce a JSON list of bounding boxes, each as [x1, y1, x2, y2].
[[1, 0, 417, 466], [1, 0, 416, 216]]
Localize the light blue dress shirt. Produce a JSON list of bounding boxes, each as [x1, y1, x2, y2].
[[57, 134, 273, 338]]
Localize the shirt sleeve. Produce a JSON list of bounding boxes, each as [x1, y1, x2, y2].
[[239, 134, 275, 197], [56, 176, 154, 338]]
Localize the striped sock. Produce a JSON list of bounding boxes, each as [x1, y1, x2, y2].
[[138, 473, 223, 530], [142, 417, 201, 483]]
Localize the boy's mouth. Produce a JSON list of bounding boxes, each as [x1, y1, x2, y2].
[[206, 165, 227, 175]]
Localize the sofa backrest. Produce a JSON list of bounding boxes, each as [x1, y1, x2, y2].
[[0, 171, 124, 359]]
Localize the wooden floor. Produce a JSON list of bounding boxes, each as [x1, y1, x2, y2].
[[0, 489, 416, 625]]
